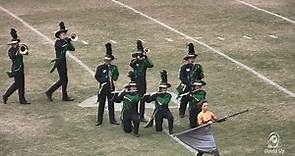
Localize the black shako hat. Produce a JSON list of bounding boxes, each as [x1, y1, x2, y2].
[[183, 43, 197, 60], [132, 39, 145, 58], [55, 21, 68, 38], [124, 71, 137, 89], [8, 28, 20, 45], [159, 70, 171, 88], [104, 42, 115, 61]]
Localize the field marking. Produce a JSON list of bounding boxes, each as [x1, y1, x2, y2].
[[165, 38, 174, 42], [235, 0, 295, 24], [269, 34, 279, 39], [110, 39, 117, 44], [81, 40, 89, 45], [0, 5, 95, 76], [217, 36, 225, 41], [243, 35, 252, 40], [110, 0, 295, 98]]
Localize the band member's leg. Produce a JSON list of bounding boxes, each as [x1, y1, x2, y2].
[[106, 92, 117, 123], [155, 111, 164, 132], [46, 67, 63, 98], [58, 68, 69, 99], [16, 71, 26, 102], [139, 82, 147, 121], [3, 82, 17, 103], [164, 109, 174, 133], [196, 151, 204, 156], [97, 94, 106, 124], [179, 95, 189, 117], [189, 107, 198, 128], [123, 113, 132, 133], [212, 149, 220, 156], [131, 113, 140, 135], [139, 99, 145, 120]]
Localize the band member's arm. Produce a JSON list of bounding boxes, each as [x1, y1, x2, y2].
[[111, 66, 119, 81], [144, 93, 158, 103], [112, 91, 126, 103], [129, 58, 139, 68], [143, 56, 154, 68], [65, 38, 75, 51], [195, 64, 204, 80], [211, 112, 218, 121], [94, 66, 104, 83], [179, 65, 190, 85], [8, 48, 17, 61], [197, 114, 204, 125]]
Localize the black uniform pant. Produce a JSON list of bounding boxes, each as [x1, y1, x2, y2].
[[3, 70, 26, 102], [189, 106, 202, 128], [122, 110, 140, 135], [136, 81, 146, 119], [155, 108, 174, 132], [97, 91, 116, 124], [47, 65, 68, 99], [179, 95, 189, 116]]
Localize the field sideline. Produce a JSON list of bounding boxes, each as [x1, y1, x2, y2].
[[0, 0, 295, 156]]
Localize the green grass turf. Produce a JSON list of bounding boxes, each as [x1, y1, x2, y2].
[[0, 0, 294, 155]]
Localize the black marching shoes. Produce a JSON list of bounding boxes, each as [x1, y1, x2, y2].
[[62, 97, 75, 101], [2, 95, 7, 104]]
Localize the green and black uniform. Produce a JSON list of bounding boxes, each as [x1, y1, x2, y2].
[[130, 56, 154, 119], [3, 46, 28, 103], [113, 91, 141, 135], [46, 38, 75, 99], [95, 63, 119, 124], [178, 63, 204, 116], [189, 89, 206, 128], [145, 92, 174, 133]]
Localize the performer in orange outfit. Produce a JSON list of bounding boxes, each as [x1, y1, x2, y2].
[[197, 100, 225, 125]]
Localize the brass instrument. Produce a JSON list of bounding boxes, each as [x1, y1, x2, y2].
[[17, 43, 29, 55], [70, 33, 78, 41], [144, 47, 149, 53]]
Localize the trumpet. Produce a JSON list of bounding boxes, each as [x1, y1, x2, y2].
[[70, 33, 78, 41], [144, 47, 150, 53], [17, 43, 29, 55]]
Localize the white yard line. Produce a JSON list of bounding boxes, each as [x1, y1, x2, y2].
[[235, 0, 295, 24], [110, 0, 295, 98], [110, 39, 117, 44], [0, 5, 95, 76], [81, 40, 89, 45]]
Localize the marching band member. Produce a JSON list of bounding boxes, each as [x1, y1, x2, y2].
[[112, 71, 141, 137], [95, 42, 119, 126], [129, 39, 154, 122], [2, 28, 30, 104], [188, 80, 206, 128], [143, 70, 174, 134], [177, 43, 204, 118], [46, 21, 75, 102]]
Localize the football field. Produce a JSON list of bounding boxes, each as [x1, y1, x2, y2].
[[0, 0, 294, 155]]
